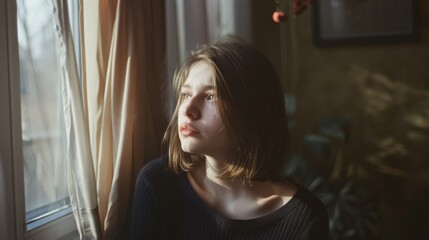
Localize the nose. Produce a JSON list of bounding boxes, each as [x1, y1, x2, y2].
[[183, 98, 201, 120]]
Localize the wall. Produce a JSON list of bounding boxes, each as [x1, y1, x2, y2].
[[0, 0, 21, 238], [253, 0, 429, 239]]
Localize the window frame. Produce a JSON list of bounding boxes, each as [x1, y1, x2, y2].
[[0, 0, 78, 239]]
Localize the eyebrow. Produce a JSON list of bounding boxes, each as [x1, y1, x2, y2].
[[181, 84, 214, 91]]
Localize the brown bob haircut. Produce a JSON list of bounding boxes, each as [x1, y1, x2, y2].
[[163, 37, 289, 183]]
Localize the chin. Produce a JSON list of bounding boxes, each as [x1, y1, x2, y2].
[[181, 144, 213, 157], [180, 143, 200, 155]]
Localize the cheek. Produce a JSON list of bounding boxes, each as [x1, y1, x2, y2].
[[177, 109, 183, 123], [177, 105, 186, 123], [207, 108, 224, 129], [208, 116, 230, 144]]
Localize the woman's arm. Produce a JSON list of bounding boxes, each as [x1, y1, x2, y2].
[[131, 168, 163, 240]]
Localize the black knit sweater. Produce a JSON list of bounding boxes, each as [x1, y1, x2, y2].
[[131, 157, 329, 240]]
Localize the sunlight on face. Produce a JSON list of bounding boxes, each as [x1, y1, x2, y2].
[[177, 62, 232, 159]]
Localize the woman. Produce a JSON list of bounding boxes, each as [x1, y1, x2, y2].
[[131, 38, 329, 239]]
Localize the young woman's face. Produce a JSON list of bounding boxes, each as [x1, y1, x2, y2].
[[178, 61, 232, 159]]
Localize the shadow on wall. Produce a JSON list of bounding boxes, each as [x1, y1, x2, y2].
[[285, 65, 429, 240]]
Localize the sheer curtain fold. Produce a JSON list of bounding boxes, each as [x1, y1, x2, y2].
[[56, 0, 166, 239], [54, 0, 102, 239]]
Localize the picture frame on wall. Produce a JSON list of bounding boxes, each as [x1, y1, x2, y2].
[[312, 0, 417, 46]]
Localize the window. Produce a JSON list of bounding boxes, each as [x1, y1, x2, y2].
[[0, 0, 79, 239], [17, 0, 71, 230]]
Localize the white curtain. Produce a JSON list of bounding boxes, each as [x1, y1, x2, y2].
[[55, 0, 167, 239], [55, 0, 101, 238]]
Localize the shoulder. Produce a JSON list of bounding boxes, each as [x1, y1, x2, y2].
[[137, 156, 169, 180], [135, 156, 178, 192], [292, 188, 330, 239], [139, 155, 167, 172], [275, 178, 326, 217], [293, 187, 327, 217], [273, 178, 325, 215]]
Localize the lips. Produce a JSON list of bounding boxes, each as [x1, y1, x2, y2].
[[179, 123, 200, 136]]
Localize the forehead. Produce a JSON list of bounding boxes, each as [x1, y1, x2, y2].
[[183, 61, 214, 87]]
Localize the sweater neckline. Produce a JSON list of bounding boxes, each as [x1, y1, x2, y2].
[[180, 172, 302, 230]]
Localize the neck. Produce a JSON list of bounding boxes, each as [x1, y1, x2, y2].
[[187, 156, 297, 220], [203, 155, 244, 191]]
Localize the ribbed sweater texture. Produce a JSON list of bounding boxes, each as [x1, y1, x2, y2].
[[131, 157, 329, 240]]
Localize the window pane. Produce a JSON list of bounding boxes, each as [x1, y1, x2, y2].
[[17, 0, 75, 230]]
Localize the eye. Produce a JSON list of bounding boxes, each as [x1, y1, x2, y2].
[[181, 93, 190, 100], [205, 94, 215, 102]]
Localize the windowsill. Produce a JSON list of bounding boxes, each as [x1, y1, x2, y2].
[[27, 205, 73, 232], [26, 212, 78, 240]]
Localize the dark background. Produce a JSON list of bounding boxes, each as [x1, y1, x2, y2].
[[252, 1, 429, 239]]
